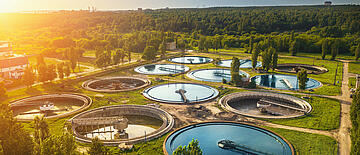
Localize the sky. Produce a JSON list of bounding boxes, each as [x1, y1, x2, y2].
[[0, 0, 359, 12]]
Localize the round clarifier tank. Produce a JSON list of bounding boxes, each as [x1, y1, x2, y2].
[[251, 74, 321, 90], [168, 56, 213, 64], [10, 94, 92, 121], [164, 122, 294, 155], [217, 59, 262, 68], [187, 68, 249, 83], [134, 64, 190, 75], [142, 83, 219, 104]]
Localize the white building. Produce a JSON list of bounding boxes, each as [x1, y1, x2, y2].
[[0, 41, 12, 56], [0, 41, 28, 79], [0, 56, 29, 79]]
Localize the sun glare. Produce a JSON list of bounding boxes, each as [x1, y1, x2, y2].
[[0, 0, 13, 12]]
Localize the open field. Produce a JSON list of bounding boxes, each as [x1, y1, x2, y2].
[[349, 61, 360, 74]]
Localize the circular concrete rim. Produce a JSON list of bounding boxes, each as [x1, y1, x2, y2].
[[10, 93, 92, 121], [82, 76, 151, 93], [134, 63, 190, 75], [168, 56, 213, 64], [186, 68, 250, 83], [219, 91, 312, 119], [162, 121, 295, 155], [142, 83, 220, 104], [276, 63, 329, 74], [250, 74, 323, 90], [216, 59, 263, 68], [68, 104, 174, 146]]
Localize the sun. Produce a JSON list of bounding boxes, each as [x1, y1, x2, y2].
[[0, 0, 15, 13]]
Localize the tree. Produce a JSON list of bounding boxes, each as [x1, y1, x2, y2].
[[68, 48, 80, 72], [271, 47, 278, 71], [33, 116, 50, 145], [199, 36, 205, 52], [37, 54, 45, 66], [262, 49, 272, 72], [289, 40, 298, 56], [159, 41, 166, 58], [248, 36, 254, 54], [351, 88, 360, 154], [57, 63, 64, 80], [47, 64, 57, 82], [88, 137, 108, 155], [0, 82, 6, 97], [38, 64, 48, 83], [251, 43, 260, 69], [64, 64, 71, 78], [23, 66, 35, 88], [178, 40, 186, 52], [0, 104, 34, 155], [127, 50, 131, 63], [230, 57, 242, 86], [0, 142, 3, 155], [355, 44, 360, 61], [290, 30, 295, 42], [112, 49, 121, 65], [96, 53, 107, 68], [204, 37, 212, 52], [297, 69, 308, 90], [331, 40, 339, 60], [321, 39, 329, 60], [142, 46, 157, 60], [173, 139, 202, 155], [41, 132, 76, 155]]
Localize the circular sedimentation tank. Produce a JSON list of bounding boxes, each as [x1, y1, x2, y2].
[[219, 91, 312, 119], [134, 64, 190, 75], [187, 68, 249, 83], [164, 121, 294, 155], [168, 56, 213, 64], [69, 105, 174, 145], [142, 83, 219, 104], [82, 76, 150, 93], [217, 59, 262, 68], [276, 63, 328, 74], [10, 94, 92, 121], [251, 74, 321, 90]]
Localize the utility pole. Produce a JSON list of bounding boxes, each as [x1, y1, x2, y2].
[[334, 61, 339, 85]]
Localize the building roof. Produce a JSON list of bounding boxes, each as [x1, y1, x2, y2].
[[0, 42, 11, 53], [0, 56, 28, 69]]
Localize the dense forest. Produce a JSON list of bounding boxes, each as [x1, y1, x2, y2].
[[0, 5, 359, 59], [146, 6, 360, 35]]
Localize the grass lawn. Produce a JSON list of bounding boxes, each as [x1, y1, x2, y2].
[[349, 61, 360, 74], [349, 77, 356, 89], [266, 96, 340, 130], [282, 51, 356, 61], [267, 127, 338, 155]]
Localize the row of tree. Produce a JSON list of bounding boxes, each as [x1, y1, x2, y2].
[[351, 88, 360, 154], [22, 55, 73, 87]]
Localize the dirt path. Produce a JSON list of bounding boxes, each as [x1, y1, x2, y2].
[[338, 60, 352, 155]]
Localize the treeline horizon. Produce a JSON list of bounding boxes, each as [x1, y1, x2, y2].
[[0, 5, 359, 58]]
